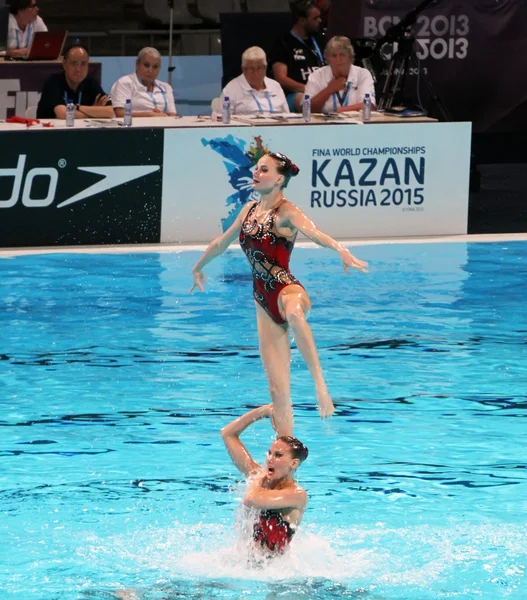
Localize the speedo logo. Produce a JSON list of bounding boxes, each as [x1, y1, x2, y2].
[[0, 155, 160, 209]]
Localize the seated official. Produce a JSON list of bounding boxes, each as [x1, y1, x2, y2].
[[7, 0, 48, 58], [37, 45, 114, 120], [221, 46, 289, 116], [111, 47, 177, 118], [304, 36, 376, 114]]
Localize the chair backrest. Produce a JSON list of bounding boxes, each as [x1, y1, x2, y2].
[[195, 0, 240, 24], [211, 97, 221, 114], [25, 106, 38, 119], [245, 0, 290, 12], [143, 0, 202, 25], [180, 32, 213, 55]]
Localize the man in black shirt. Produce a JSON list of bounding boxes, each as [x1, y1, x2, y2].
[[37, 45, 113, 120], [270, 0, 325, 112]]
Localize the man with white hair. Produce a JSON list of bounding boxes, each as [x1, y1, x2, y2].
[[220, 46, 289, 116], [111, 47, 177, 118]]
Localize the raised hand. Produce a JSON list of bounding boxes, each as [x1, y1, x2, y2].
[[326, 76, 348, 95]]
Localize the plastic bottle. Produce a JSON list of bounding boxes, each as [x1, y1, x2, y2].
[[222, 96, 231, 125], [66, 102, 75, 127], [362, 93, 372, 122], [302, 94, 311, 123], [123, 99, 133, 127]]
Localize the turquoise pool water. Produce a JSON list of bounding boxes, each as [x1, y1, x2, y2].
[[1, 242, 526, 599]]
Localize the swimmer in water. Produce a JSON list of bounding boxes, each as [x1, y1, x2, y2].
[[221, 404, 308, 554]]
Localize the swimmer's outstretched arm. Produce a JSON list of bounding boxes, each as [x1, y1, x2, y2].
[[189, 202, 254, 293], [281, 203, 368, 274], [221, 404, 273, 477]]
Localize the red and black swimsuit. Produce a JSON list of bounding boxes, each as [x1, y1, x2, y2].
[[239, 200, 303, 325], [253, 510, 296, 553]]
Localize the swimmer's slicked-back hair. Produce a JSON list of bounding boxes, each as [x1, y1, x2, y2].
[[277, 436, 309, 464], [267, 151, 300, 188]]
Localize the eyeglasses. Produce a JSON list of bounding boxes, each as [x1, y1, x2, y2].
[[244, 65, 266, 72]]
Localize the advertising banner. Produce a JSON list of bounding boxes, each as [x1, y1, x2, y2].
[[328, 0, 527, 133], [0, 129, 163, 247], [161, 122, 471, 243]]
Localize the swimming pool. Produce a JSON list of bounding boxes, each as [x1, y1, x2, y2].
[[1, 240, 526, 600]]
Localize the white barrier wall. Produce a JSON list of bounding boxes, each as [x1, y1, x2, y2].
[[161, 122, 472, 243]]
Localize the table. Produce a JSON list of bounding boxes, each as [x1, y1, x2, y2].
[[0, 118, 471, 248], [0, 59, 102, 120], [0, 111, 437, 131]]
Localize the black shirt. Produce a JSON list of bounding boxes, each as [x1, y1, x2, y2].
[[37, 72, 108, 119], [270, 31, 326, 91]]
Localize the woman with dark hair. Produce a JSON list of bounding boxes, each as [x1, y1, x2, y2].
[[7, 0, 47, 58], [190, 151, 368, 436], [221, 404, 308, 554]]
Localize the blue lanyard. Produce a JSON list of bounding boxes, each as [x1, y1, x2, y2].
[[64, 91, 82, 106], [147, 83, 168, 113], [15, 21, 32, 49], [250, 90, 274, 114], [290, 30, 324, 65], [332, 82, 351, 111]]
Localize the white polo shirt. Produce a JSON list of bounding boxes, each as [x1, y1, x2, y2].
[[7, 14, 47, 49], [221, 74, 289, 115], [110, 73, 177, 114], [305, 64, 376, 113]]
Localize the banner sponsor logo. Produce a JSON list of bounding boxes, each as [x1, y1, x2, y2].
[[310, 145, 426, 211], [0, 80, 42, 121], [201, 133, 264, 231], [0, 155, 160, 209], [364, 13, 470, 62], [0, 129, 164, 247]]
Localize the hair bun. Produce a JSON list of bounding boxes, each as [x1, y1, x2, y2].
[[290, 163, 300, 176]]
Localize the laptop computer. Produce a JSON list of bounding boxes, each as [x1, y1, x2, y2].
[[25, 31, 68, 60]]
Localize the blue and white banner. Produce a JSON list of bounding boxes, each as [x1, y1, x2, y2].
[[161, 122, 471, 243]]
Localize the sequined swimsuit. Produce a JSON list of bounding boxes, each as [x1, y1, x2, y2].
[[253, 510, 296, 553], [239, 200, 303, 325]]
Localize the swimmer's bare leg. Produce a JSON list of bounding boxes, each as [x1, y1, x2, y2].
[[256, 303, 293, 437], [279, 286, 335, 419]]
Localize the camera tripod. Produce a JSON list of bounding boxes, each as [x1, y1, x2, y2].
[[375, 0, 452, 121]]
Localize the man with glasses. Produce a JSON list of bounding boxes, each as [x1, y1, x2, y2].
[[220, 46, 288, 116], [37, 45, 113, 120], [270, 0, 326, 112], [6, 0, 47, 58]]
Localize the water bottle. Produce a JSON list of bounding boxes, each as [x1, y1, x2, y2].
[[222, 96, 231, 125], [302, 94, 311, 123], [362, 93, 372, 122], [123, 99, 133, 127], [66, 102, 75, 127]]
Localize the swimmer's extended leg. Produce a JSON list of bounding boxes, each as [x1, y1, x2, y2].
[[279, 286, 335, 419], [256, 303, 293, 437]]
